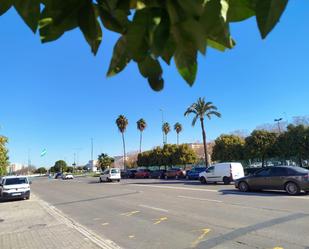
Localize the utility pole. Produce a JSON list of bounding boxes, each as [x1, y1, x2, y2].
[[274, 118, 283, 134], [91, 138, 94, 161]]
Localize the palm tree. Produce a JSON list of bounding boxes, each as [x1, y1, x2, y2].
[[184, 97, 221, 167], [137, 118, 147, 154], [174, 122, 183, 145], [116, 115, 128, 170], [162, 122, 170, 144]]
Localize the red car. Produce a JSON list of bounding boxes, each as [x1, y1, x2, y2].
[[165, 168, 186, 179], [134, 169, 151, 178]]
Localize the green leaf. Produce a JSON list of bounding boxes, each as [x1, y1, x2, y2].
[[207, 39, 226, 52], [98, 6, 129, 33], [161, 37, 176, 65], [201, 0, 235, 49], [174, 45, 198, 86], [14, 0, 40, 33], [126, 8, 151, 62], [138, 56, 164, 91], [107, 36, 130, 77], [227, 0, 255, 22], [39, 1, 82, 43], [78, 1, 102, 55], [256, 0, 288, 39], [0, 0, 12, 16]]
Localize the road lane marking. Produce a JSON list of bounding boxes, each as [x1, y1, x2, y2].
[[273, 247, 284, 249], [101, 223, 109, 226], [178, 195, 223, 203], [190, 229, 211, 248], [139, 204, 169, 213], [287, 196, 309, 200], [132, 184, 218, 192], [93, 218, 102, 221], [128, 235, 135, 239], [153, 217, 168, 225], [120, 210, 140, 217]]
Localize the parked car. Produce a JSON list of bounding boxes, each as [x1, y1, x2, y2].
[[150, 169, 166, 179], [135, 169, 151, 178], [122, 169, 137, 179], [0, 176, 31, 200], [199, 162, 244, 184], [62, 174, 74, 180], [99, 168, 121, 182], [186, 167, 206, 180], [165, 168, 186, 179], [235, 166, 309, 195]]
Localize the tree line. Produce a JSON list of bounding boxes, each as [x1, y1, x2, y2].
[[0, 136, 9, 176], [212, 124, 309, 167]]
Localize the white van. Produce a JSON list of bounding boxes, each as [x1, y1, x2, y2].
[[0, 176, 31, 200], [99, 168, 121, 182], [199, 162, 244, 184]]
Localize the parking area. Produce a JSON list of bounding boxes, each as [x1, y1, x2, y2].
[[30, 177, 309, 249]]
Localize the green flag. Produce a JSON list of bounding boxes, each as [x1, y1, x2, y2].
[[40, 149, 47, 157]]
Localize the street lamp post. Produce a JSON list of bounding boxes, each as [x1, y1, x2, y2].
[[274, 118, 283, 133]]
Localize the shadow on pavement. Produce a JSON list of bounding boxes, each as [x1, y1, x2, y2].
[[219, 189, 308, 197], [53, 191, 141, 206], [197, 212, 309, 249]]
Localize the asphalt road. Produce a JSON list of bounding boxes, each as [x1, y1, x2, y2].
[[31, 177, 309, 249]]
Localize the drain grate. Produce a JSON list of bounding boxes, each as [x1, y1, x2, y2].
[[28, 224, 47, 229]]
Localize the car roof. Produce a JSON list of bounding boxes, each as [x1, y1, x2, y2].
[[2, 175, 28, 179]]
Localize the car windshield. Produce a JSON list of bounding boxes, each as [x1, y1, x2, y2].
[[5, 177, 28, 185]]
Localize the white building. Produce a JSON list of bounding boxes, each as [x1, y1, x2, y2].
[[7, 163, 25, 173], [84, 160, 98, 172]]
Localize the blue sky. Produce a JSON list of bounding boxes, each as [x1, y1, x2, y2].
[[1, 2, 309, 167]]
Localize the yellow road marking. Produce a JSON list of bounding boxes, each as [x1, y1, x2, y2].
[[153, 217, 168, 225], [190, 229, 211, 248], [273, 247, 284, 249], [120, 211, 140, 217], [128, 235, 135, 239], [101, 223, 109, 226]]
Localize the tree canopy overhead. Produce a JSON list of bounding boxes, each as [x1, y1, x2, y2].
[[0, 0, 288, 90]]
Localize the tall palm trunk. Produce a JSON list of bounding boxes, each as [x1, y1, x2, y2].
[[177, 133, 179, 145], [122, 132, 126, 170], [139, 131, 143, 154], [200, 118, 209, 167]]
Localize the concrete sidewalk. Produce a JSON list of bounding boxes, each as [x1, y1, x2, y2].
[[0, 195, 121, 249]]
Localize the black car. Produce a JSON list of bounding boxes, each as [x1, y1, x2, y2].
[[150, 169, 166, 179], [123, 169, 137, 179], [235, 166, 309, 195]]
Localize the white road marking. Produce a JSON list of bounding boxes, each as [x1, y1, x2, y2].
[[132, 184, 218, 192], [139, 204, 169, 213], [287, 196, 309, 200], [178, 195, 223, 203]]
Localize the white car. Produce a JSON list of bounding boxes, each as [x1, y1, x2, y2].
[[62, 174, 74, 180], [199, 162, 245, 185], [99, 168, 121, 182], [0, 176, 31, 200]]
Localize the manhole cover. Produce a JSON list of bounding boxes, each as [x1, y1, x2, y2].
[[0, 219, 4, 223], [28, 224, 47, 229]]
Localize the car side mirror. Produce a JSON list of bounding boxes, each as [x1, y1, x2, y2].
[[29, 181, 32, 185]]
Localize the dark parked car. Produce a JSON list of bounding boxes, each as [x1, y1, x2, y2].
[[150, 169, 166, 179], [135, 169, 151, 178], [235, 166, 309, 195], [122, 169, 137, 179], [165, 168, 186, 179], [186, 167, 206, 180]]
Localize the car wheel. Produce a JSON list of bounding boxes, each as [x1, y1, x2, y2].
[[238, 181, 249, 192], [186, 175, 189, 180], [99, 177, 103, 183], [199, 177, 207, 184], [117, 179, 120, 182], [165, 175, 168, 180], [175, 175, 179, 180], [25, 194, 30, 200], [223, 176, 231, 185], [285, 182, 300, 195]]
